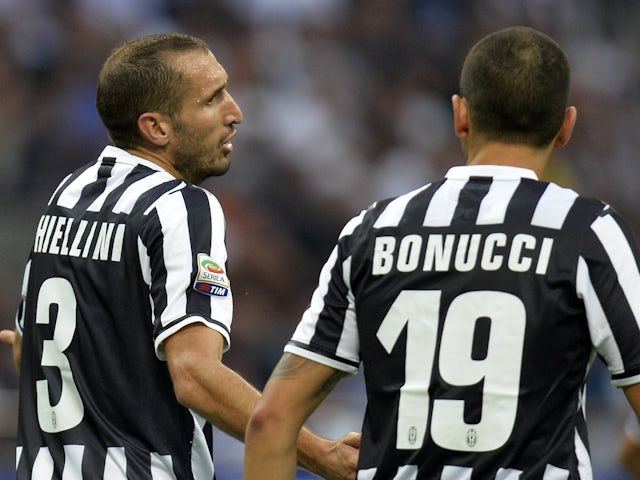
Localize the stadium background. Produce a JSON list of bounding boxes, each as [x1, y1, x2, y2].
[[0, 0, 638, 478]]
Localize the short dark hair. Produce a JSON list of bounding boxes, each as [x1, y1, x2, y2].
[[460, 26, 571, 147], [96, 33, 210, 149]]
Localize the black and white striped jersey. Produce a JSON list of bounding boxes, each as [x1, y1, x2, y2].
[[14, 146, 233, 479], [286, 165, 640, 480]]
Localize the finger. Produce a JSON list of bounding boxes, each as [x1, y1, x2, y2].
[[0, 330, 16, 345], [342, 432, 361, 448]]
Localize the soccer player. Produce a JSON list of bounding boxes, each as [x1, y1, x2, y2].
[[244, 26, 640, 480], [1, 33, 359, 479]]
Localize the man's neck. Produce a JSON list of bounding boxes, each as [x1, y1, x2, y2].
[[125, 146, 182, 180], [465, 142, 552, 179]]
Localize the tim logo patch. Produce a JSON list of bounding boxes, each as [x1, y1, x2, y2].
[[193, 253, 230, 297]]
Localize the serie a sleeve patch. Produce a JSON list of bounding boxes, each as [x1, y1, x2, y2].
[[193, 253, 230, 297]]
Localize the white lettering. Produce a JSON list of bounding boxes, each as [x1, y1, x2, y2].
[[69, 220, 87, 257], [454, 234, 481, 272], [30, 216, 125, 263], [508, 234, 535, 272], [60, 218, 74, 255], [34, 215, 51, 253], [424, 234, 455, 271], [111, 224, 126, 262], [371, 232, 554, 276], [481, 233, 506, 271], [81, 222, 97, 258], [48, 217, 67, 255], [373, 237, 396, 275], [398, 235, 422, 272], [92, 223, 115, 260], [536, 237, 554, 275]]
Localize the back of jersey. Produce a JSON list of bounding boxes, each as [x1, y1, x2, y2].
[[15, 147, 228, 479], [287, 165, 640, 479]]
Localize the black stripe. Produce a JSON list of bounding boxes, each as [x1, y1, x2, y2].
[[145, 210, 169, 332], [451, 176, 492, 226], [503, 178, 547, 227], [99, 163, 159, 214], [49, 162, 95, 207], [309, 247, 350, 357], [398, 182, 441, 229], [182, 187, 215, 316], [73, 157, 116, 213]]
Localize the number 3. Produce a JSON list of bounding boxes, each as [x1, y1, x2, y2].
[[376, 290, 525, 452], [36, 277, 84, 432]]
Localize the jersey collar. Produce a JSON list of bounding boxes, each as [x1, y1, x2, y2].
[[99, 145, 172, 175], [445, 165, 539, 181]]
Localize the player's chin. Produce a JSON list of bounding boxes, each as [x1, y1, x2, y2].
[[210, 156, 231, 176]]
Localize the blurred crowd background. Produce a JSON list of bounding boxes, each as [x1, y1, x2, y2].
[[1, 0, 640, 478]]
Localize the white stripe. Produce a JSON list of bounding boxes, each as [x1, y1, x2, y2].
[[284, 344, 358, 374], [424, 180, 466, 227], [32, 447, 54, 478], [476, 180, 520, 225], [576, 256, 624, 373], [16, 260, 32, 334], [496, 467, 522, 479], [155, 193, 191, 326], [150, 452, 176, 479], [143, 183, 185, 215], [56, 163, 101, 209], [574, 429, 593, 479], [190, 412, 215, 480], [112, 172, 171, 214], [542, 464, 569, 480], [138, 238, 152, 287], [357, 468, 377, 480], [374, 185, 430, 228], [86, 163, 136, 212], [62, 445, 84, 479], [204, 191, 232, 340], [530, 183, 578, 229], [615, 373, 640, 387], [394, 464, 418, 479], [441, 465, 472, 480], [104, 447, 127, 479], [16, 446, 22, 470], [591, 213, 640, 324], [336, 256, 360, 364]]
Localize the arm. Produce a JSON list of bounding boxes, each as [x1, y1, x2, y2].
[[164, 325, 359, 479], [244, 352, 355, 480], [622, 384, 640, 479], [0, 329, 22, 372]]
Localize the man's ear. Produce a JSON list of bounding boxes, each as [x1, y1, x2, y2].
[[452, 94, 470, 139], [137, 112, 172, 147], [554, 106, 577, 148]]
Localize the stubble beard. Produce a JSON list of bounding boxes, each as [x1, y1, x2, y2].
[[172, 125, 230, 184]]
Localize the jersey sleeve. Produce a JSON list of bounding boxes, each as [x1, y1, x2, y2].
[[140, 185, 233, 360], [576, 207, 640, 387], [285, 212, 367, 374]]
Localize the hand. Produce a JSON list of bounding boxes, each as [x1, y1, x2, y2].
[[321, 432, 361, 480], [0, 329, 22, 372]]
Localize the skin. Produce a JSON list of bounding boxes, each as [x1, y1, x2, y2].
[[621, 387, 640, 478], [1, 48, 361, 480], [129, 49, 242, 184], [243, 93, 640, 480], [244, 353, 351, 480]]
